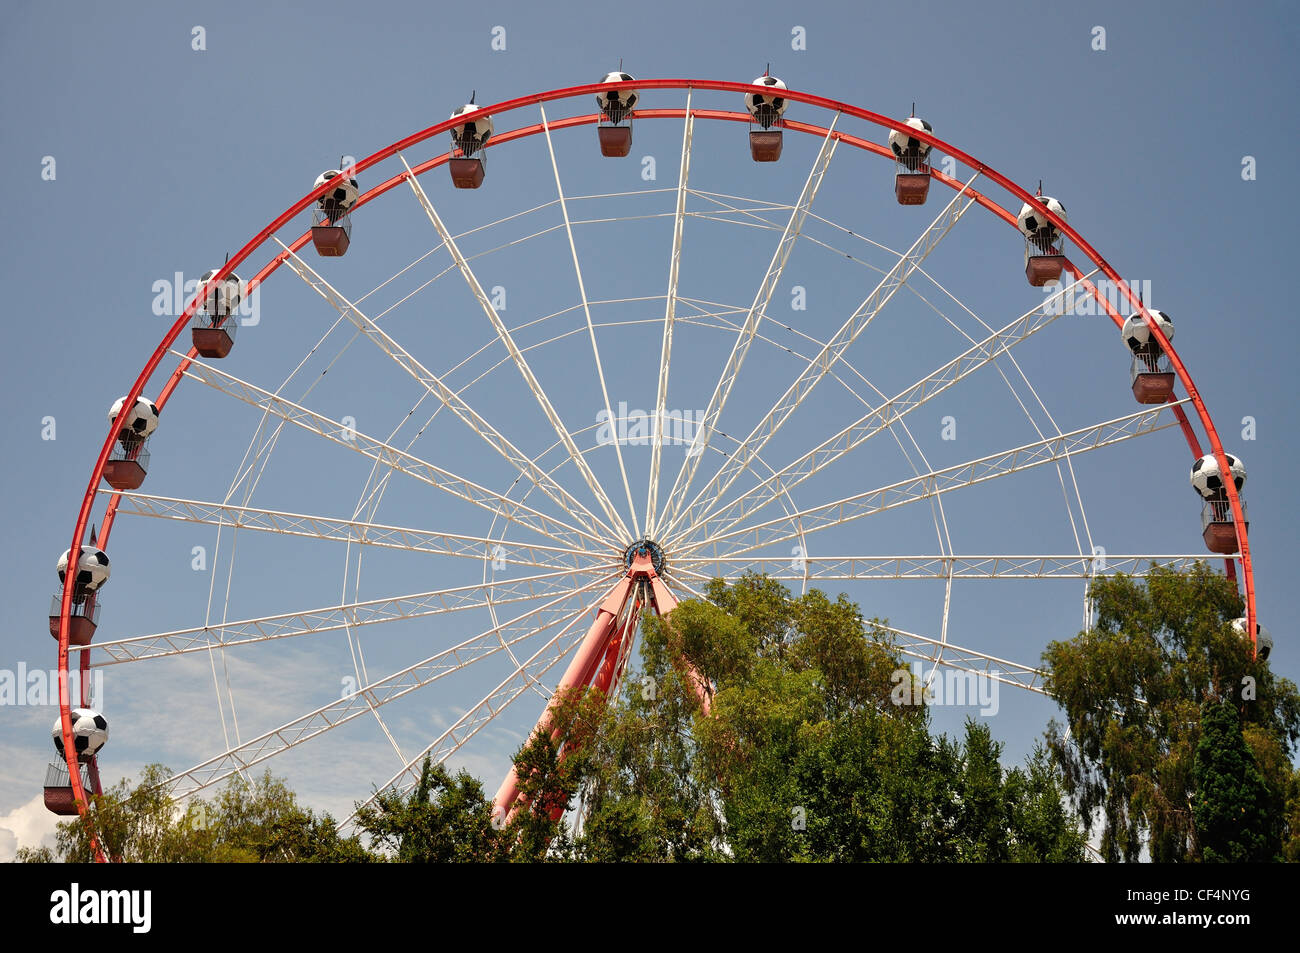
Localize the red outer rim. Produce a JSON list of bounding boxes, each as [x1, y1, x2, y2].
[[57, 80, 1256, 854]]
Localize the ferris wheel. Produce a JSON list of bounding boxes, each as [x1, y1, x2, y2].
[[48, 76, 1261, 855]]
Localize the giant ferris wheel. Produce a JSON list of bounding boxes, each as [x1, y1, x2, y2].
[[47, 76, 1261, 858]]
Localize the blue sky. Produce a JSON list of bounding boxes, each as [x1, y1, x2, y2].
[[2, 0, 1297, 856]]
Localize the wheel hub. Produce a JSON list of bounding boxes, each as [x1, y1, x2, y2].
[[623, 538, 666, 576]]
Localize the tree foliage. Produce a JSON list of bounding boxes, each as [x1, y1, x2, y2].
[[1194, 700, 1279, 861], [483, 574, 1087, 861], [354, 759, 506, 862], [21, 765, 374, 863], [1043, 563, 1300, 862], [22, 575, 1098, 863]]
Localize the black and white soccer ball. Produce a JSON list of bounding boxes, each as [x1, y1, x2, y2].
[[888, 116, 934, 165], [1231, 617, 1273, 660], [197, 269, 243, 316], [596, 71, 638, 123], [314, 169, 359, 211], [450, 104, 494, 153], [57, 546, 111, 593], [1120, 310, 1174, 353], [52, 708, 109, 763], [1017, 195, 1067, 243], [108, 395, 161, 438], [1190, 452, 1246, 499], [745, 75, 788, 126]]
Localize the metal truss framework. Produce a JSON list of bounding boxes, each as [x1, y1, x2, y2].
[[160, 577, 616, 800], [52, 82, 1253, 852], [674, 554, 1217, 582], [103, 490, 603, 571], [76, 568, 606, 665], [680, 402, 1187, 559]]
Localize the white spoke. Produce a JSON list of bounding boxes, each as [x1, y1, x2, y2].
[[663, 292, 959, 582], [674, 554, 1212, 581], [342, 583, 610, 827], [107, 490, 606, 571], [276, 237, 620, 545], [686, 191, 794, 230], [180, 355, 612, 553], [658, 117, 840, 533], [540, 105, 641, 539], [880, 624, 1050, 697], [661, 170, 980, 542], [646, 96, 694, 538], [678, 401, 1187, 559], [192, 307, 370, 759], [915, 268, 1102, 585], [669, 274, 1092, 548], [667, 576, 707, 601], [161, 577, 614, 799], [77, 567, 604, 665], [397, 155, 632, 542]]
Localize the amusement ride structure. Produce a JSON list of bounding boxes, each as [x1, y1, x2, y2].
[[47, 76, 1262, 860]]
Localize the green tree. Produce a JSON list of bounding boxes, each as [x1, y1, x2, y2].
[[571, 574, 1086, 862], [356, 686, 616, 862], [497, 685, 609, 861], [27, 576, 1095, 864], [1194, 700, 1279, 861], [203, 771, 374, 862], [355, 758, 506, 862], [23, 764, 374, 862], [13, 845, 55, 863], [1006, 744, 1093, 862], [44, 764, 209, 863], [1043, 563, 1300, 862], [575, 611, 726, 861], [1286, 768, 1300, 862]]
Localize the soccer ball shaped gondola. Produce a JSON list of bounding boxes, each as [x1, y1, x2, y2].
[[56, 546, 110, 594], [108, 395, 160, 439], [197, 269, 242, 317], [597, 71, 639, 125], [1190, 453, 1246, 499], [1232, 618, 1274, 661], [889, 116, 934, 171], [314, 170, 359, 213], [1121, 310, 1175, 354], [1017, 196, 1067, 249], [52, 708, 108, 763], [745, 75, 788, 128], [450, 104, 494, 156]]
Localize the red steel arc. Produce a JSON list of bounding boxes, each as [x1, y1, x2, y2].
[[56, 80, 1255, 854]]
